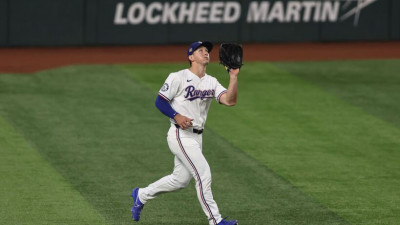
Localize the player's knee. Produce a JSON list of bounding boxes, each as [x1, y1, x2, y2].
[[199, 167, 212, 183], [204, 175, 212, 184], [199, 173, 212, 185], [176, 180, 190, 189], [171, 177, 190, 189], [179, 179, 190, 189]]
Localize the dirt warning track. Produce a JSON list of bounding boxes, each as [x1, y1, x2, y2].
[[1, 41, 400, 73]]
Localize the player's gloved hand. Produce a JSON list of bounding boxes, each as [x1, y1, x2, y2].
[[174, 114, 193, 130], [219, 43, 243, 72]]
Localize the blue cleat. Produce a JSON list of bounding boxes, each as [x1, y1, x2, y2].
[[217, 218, 238, 225], [131, 188, 144, 221]]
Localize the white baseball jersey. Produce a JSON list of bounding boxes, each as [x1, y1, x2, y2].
[[158, 69, 227, 129]]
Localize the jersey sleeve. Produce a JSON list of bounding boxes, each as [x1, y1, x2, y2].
[[214, 79, 227, 104], [158, 73, 180, 102]]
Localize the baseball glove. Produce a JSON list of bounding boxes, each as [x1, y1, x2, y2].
[[219, 43, 243, 72]]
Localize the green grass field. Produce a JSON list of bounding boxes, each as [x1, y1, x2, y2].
[[1, 60, 399, 225]]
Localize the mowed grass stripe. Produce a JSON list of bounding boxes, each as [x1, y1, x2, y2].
[[0, 116, 108, 225], [205, 62, 400, 225], [274, 60, 400, 129]]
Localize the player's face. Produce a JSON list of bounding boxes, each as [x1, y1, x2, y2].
[[191, 46, 210, 65]]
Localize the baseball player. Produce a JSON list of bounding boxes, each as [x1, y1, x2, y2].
[[131, 41, 239, 225]]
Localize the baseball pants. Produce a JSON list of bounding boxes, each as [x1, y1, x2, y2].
[[138, 124, 222, 225]]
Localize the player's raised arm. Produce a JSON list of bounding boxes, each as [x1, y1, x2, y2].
[[219, 68, 239, 106], [218, 43, 243, 107]]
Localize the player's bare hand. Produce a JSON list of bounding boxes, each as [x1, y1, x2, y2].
[[174, 114, 193, 130]]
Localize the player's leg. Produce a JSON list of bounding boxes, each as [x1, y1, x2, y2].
[[170, 128, 222, 225], [132, 155, 192, 221], [138, 156, 192, 204]]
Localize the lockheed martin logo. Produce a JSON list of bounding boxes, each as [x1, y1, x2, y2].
[[114, 0, 379, 26], [340, 0, 379, 26]]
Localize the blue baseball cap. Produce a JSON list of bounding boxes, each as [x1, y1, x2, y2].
[[187, 41, 213, 57]]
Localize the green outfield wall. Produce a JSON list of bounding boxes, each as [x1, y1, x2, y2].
[[0, 0, 399, 46]]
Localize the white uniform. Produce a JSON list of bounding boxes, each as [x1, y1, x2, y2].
[[159, 69, 227, 129], [138, 68, 227, 225]]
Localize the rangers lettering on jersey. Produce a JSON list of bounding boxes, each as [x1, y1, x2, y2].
[[184, 85, 215, 101]]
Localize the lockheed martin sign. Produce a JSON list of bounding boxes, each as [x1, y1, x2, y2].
[[114, 0, 378, 26]]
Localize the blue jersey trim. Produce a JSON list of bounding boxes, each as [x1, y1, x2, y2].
[[158, 92, 171, 102], [217, 90, 227, 104]]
